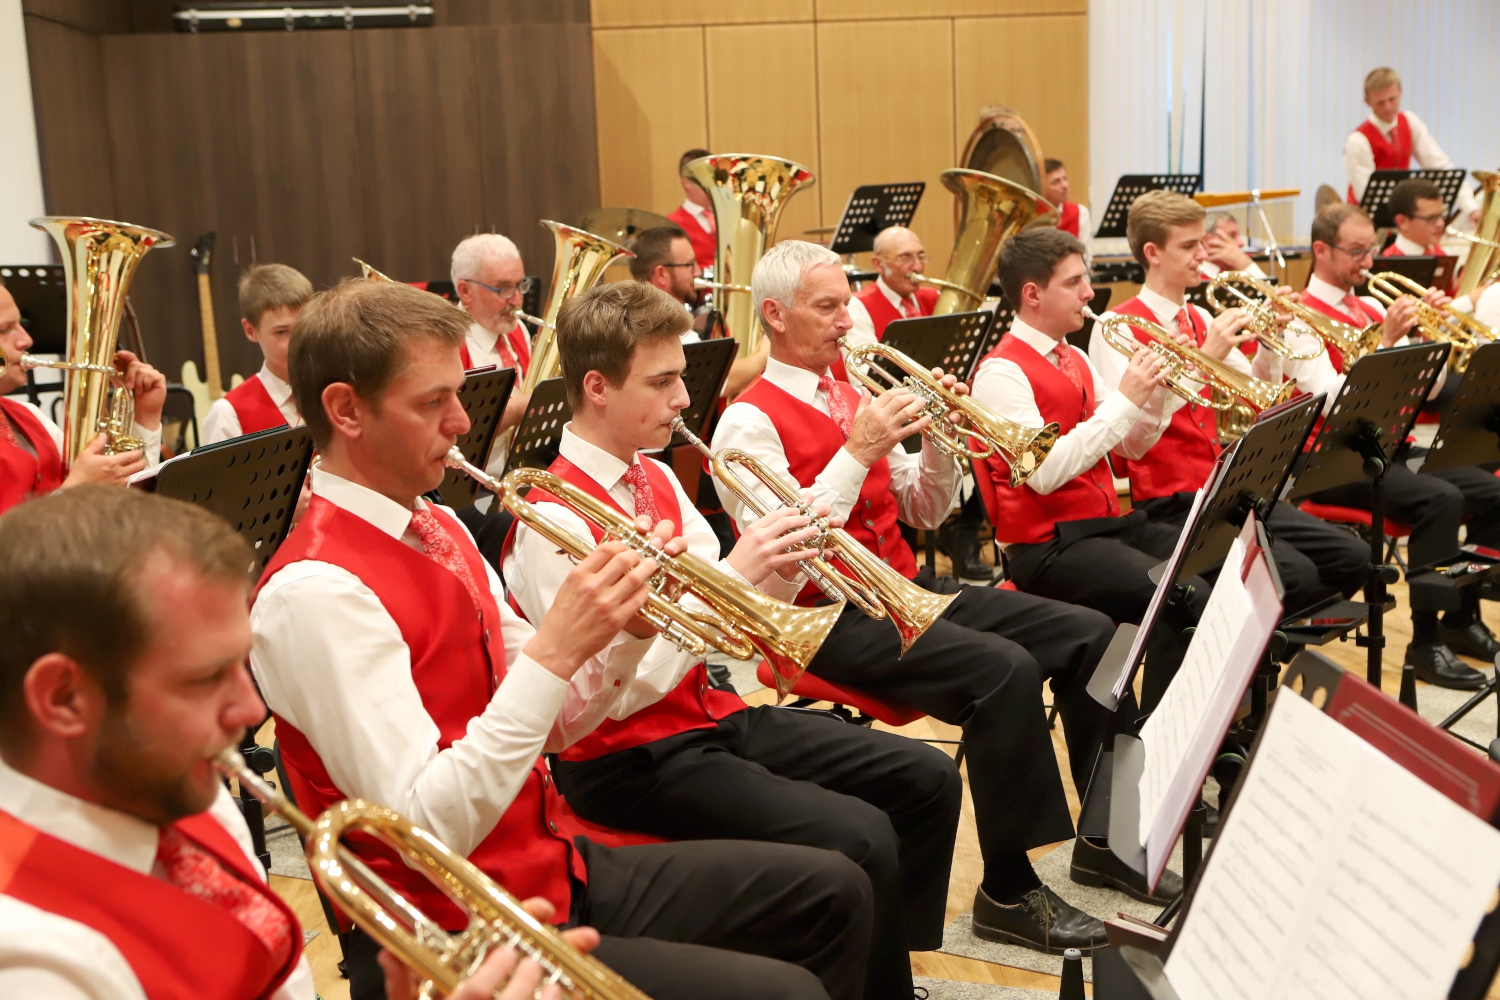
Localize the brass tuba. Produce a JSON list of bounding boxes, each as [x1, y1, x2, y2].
[[1365, 270, 1492, 372], [683, 154, 816, 357], [217, 748, 649, 1000], [1454, 170, 1500, 301], [31, 217, 173, 463], [931, 170, 1057, 314], [446, 449, 840, 698], [522, 222, 634, 394]]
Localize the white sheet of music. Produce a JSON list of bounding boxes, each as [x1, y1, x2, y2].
[[1165, 692, 1500, 1000]]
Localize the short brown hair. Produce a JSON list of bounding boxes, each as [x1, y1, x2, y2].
[[998, 227, 1086, 305], [556, 282, 690, 408], [1126, 190, 1205, 268], [0, 487, 252, 751], [1364, 67, 1400, 94], [239, 263, 313, 326], [1389, 178, 1444, 222], [1311, 203, 1372, 248], [679, 148, 711, 174], [628, 225, 690, 281], [1043, 158, 1064, 174], [288, 279, 468, 449]]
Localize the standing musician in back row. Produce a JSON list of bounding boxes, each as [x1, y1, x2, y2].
[[668, 148, 718, 272], [714, 239, 1124, 956], [1041, 159, 1091, 244]]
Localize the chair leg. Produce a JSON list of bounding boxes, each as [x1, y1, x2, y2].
[[1386, 534, 1407, 572], [953, 741, 965, 770], [1045, 702, 1060, 730]]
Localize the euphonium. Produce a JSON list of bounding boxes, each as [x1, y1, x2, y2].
[[1455, 171, 1500, 300], [523, 222, 634, 393], [683, 154, 816, 356], [840, 339, 1061, 481], [671, 417, 954, 656], [1202, 270, 1327, 361], [32, 217, 173, 462], [216, 748, 649, 1000], [445, 448, 839, 698], [931, 170, 1057, 314], [1365, 270, 1491, 372]]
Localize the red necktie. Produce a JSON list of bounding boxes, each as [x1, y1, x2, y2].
[[408, 506, 485, 614], [496, 330, 517, 371], [1053, 343, 1096, 419], [1175, 308, 1201, 345], [620, 463, 661, 528], [901, 296, 920, 319], [1342, 293, 1368, 323], [817, 375, 856, 438], [0, 410, 16, 447], [155, 827, 294, 968]]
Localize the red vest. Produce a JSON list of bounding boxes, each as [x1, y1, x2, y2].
[[1296, 291, 1383, 375], [223, 375, 289, 436], [668, 205, 718, 272], [1057, 202, 1082, 238], [0, 397, 64, 515], [976, 337, 1118, 545], [855, 283, 939, 342], [1113, 298, 1222, 501], [0, 808, 301, 1000], [256, 497, 582, 927], [734, 376, 918, 596], [1347, 114, 1413, 202], [460, 323, 532, 374], [502, 454, 747, 762]]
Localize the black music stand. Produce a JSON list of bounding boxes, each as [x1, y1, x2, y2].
[[1064, 287, 1113, 354], [503, 376, 572, 473], [435, 366, 514, 509], [1096, 175, 1203, 239], [1359, 168, 1467, 229], [880, 311, 995, 377], [963, 288, 1112, 371], [668, 338, 737, 448], [1289, 342, 1451, 689], [0, 264, 67, 354], [829, 183, 925, 255]]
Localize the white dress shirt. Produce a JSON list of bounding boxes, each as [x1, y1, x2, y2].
[[1344, 111, 1478, 213], [679, 199, 715, 234], [250, 467, 652, 858], [465, 320, 530, 372], [969, 318, 1182, 500], [505, 425, 801, 716], [0, 760, 316, 1000], [6, 398, 161, 468], [712, 355, 961, 532], [200, 363, 302, 444], [1391, 232, 1432, 257], [843, 295, 878, 359], [1475, 283, 1500, 329]]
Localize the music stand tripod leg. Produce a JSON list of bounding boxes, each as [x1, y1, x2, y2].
[[1350, 429, 1397, 690], [236, 728, 273, 871]]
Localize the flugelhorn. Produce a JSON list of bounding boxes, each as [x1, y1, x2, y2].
[[672, 417, 954, 655], [216, 748, 649, 1000], [1202, 270, 1327, 361], [1365, 270, 1490, 372], [839, 339, 1061, 482], [444, 448, 839, 698]]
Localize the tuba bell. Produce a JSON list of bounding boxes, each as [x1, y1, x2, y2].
[[683, 154, 816, 357], [931, 170, 1057, 314], [31, 217, 173, 463], [522, 222, 634, 394]]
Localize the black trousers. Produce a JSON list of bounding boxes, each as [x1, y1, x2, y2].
[[454, 502, 515, 574], [344, 837, 871, 1000], [554, 706, 961, 1000], [1426, 462, 1500, 549], [805, 567, 1116, 876]]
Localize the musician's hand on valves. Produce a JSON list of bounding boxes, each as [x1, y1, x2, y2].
[[526, 533, 672, 674], [114, 350, 166, 428], [727, 498, 834, 586], [622, 515, 686, 638], [1200, 308, 1255, 360], [1270, 285, 1297, 325], [846, 386, 930, 467], [1118, 347, 1168, 408], [928, 366, 971, 426], [1381, 295, 1420, 347], [61, 432, 145, 488], [1422, 286, 1453, 311]]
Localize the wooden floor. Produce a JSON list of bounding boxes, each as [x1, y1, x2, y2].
[[269, 538, 1500, 999]]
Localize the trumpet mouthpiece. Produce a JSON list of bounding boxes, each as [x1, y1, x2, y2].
[[443, 445, 468, 470], [1082, 306, 1101, 321]]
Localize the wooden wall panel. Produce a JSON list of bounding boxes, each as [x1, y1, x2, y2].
[[816, 19, 955, 273], [953, 14, 1089, 202], [592, 0, 813, 29], [593, 27, 707, 215], [705, 23, 823, 244], [23, 16, 114, 220], [20, 0, 130, 33], [815, 0, 1084, 19]]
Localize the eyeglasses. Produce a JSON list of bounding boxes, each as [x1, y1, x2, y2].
[[1330, 244, 1375, 261], [461, 276, 535, 298], [891, 252, 928, 266], [660, 261, 698, 271], [1411, 212, 1446, 225]]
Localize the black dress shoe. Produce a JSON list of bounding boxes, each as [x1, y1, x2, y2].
[[972, 885, 1109, 955], [1440, 620, 1500, 661], [705, 661, 738, 693], [941, 523, 994, 581], [1406, 642, 1487, 690], [1070, 837, 1183, 904]]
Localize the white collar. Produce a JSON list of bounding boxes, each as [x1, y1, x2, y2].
[[1305, 273, 1355, 308], [466, 321, 502, 353], [1008, 316, 1070, 356], [875, 276, 912, 310], [1136, 285, 1189, 325], [557, 424, 637, 493], [1367, 111, 1400, 135], [1393, 232, 1428, 256], [310, 466, 425, 541], [762, 354, 830, 404], [257, 363, 293, 405], [681, 200, 713, 228], [0, 757, 162, 874]]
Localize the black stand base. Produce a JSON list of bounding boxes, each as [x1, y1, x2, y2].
[[236, 727, 276, 872]]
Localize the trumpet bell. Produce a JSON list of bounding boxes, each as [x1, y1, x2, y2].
[[967, 407, 1062, 487]]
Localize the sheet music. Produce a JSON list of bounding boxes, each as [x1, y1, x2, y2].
[[1113, 487, 1208, 702], [1165, 693, 1500, 1000]]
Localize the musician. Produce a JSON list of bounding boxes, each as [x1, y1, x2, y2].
[[0, 486, 316, 1000], [1200, 212, 1267, 280], [201, 264, 311, 443], [1344, 67, 1479, 222], [1285, 202, 1500, 688], [1041, 158, 1091, 243], [714, 239, 1120, 954], [667, 148, 718, 272], [1088, 191, 1368, 619], [848, 226, 937, 344], [0, 279, 164, 514], [451, 233, 533, 445], [505, 280, 961, 1000], [251, 278, 873, 1000]]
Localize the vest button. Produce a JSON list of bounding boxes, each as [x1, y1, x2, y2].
[[877, 535, 884, 544], [548, 819, 558, 833], [484, 629, 491, 644], [542, 773, 551, 788], [864, 500, 871, 509]]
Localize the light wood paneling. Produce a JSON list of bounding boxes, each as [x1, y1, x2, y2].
[[593, 27, 708, 215], [816, 0, 1084, 20], [816, 19, 956, 275], [705, 23, 823, 244], [592, 0, 813, 29], [953, 14, 1090, 205]]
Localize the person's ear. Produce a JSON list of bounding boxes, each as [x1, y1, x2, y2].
[[1142, 242, 1162, 269], [760, 299, 788, 337], [22, 653, 107, 743], [581, 370, 611, 408], [321, 383, 363, 442], [242, 318, 259, 344], [1022, 281, 1043, 311]]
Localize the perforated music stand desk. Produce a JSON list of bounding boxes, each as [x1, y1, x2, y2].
[[1095, 174, 1202, 239], [503, 376, 572, 474], [1423, 342, 1500, 473], [0, 264, 67, 353], [436, 366, 515, 509], [880, 311, 995, 379], [1359, 168, 1467, 228], [668, 337, 737, 449], [829, 182, 925, 255]]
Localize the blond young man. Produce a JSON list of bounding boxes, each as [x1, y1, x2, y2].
[[201, 264, 312, 444]]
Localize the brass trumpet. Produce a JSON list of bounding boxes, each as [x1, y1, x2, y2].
[[1202, 270, 1327, 361], [217, 748, 649, 1000], [839, 339, 1061, 483], [1365, 270, 1491, 372], [445, 448, 839, 698], [693, 277, 753, 294]]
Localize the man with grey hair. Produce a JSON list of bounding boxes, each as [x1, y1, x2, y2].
[[1199, 211, 1265, 279], [849, 226, 937, 344], [713, 239, 1120, 956], [450, 232, 533, 465]]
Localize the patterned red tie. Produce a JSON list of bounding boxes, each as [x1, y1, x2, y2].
[[816, 375, 856, 438], [1053, 342, 1096, 419], [0, 409, 16, 447], [620, 462, 661, 528], [1342, 293, 1368, 323], [155, 827, 294, 969], [408, 505, 485, 614], [901, 296, 920, 319], [1175, 308, 1201, 345], [496, 330, 517, 371]]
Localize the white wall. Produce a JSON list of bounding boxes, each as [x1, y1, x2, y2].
[[0, 0, 48, 261], [1089, 0, 1500, 241]]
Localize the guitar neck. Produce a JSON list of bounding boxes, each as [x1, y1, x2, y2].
[[196, 272, 224, 400]]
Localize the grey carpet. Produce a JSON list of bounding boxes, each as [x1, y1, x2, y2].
[[706, 650, 766, 697], [266, 814, 314, 881], [914, 978, 1055, 1000], [940, 840, 1182, 982], [1411, 663, 1495, 749]]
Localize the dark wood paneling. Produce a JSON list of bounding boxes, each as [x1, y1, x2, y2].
[[21, 0, 130, 33], [437, 0, 590, 25], [23, 15, 115, 220]]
